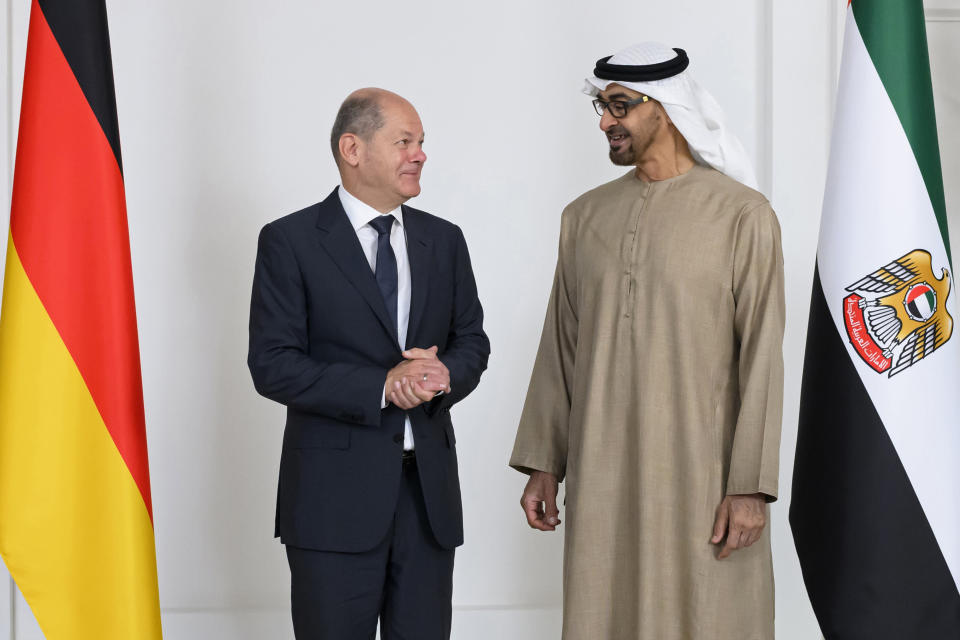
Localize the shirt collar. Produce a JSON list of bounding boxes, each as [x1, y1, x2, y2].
[[337, 185, 404, 232]]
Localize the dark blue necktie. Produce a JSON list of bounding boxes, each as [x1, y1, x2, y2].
[[368, 215, 398, 334]]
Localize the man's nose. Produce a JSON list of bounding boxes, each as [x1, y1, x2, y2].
[[599, 109, 617, 131], [411, 147, 426, 164]]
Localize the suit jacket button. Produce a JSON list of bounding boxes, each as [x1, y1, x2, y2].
[[393, 434, 403, 443]]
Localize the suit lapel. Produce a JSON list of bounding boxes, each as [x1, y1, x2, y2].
[[402, 205, 431, 350], [315, 189, 399, 346]]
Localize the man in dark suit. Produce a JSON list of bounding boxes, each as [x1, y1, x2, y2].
[[248, 88, 489, 640]]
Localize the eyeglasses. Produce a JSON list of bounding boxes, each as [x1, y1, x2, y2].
[[592, 95, 650, 117]]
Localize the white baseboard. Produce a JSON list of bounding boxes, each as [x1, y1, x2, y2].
[[161, 608, 291, 640], [0, 574, 9, 640], [159, 606, 562, 640], [4, 564, 561, 640], [451, 607, 562, 640]]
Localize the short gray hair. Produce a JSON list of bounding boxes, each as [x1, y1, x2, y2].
[[330, 95, 385, 164]]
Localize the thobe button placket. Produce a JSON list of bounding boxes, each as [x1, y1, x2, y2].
[[623, 187, 649, 320]]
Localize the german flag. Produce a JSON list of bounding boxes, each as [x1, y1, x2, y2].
[[0, 1, 162, 637]]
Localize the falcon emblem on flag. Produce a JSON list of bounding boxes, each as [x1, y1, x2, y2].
[[842, 249, 953, 377]]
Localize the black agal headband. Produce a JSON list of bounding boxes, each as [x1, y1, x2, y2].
[[593, 48, 689, 82]]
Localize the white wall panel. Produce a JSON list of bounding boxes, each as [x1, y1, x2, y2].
[[1, 0, 12, 637], [11, 591, 39, 640], [768, 2, 834, 639], [0, 562, 9, 640], [1, 0, 10, 260], [927, 6, 960, 240], [926, 0, 960, 18], [7, 1, 955, 639], [3, 2, 28, 637]]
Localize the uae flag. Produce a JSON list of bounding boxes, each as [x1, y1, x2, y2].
[[791, 0, 960, 637], [0, 1, 162, 638]]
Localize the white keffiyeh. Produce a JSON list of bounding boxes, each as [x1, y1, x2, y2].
[[584, 42, 758, 190]]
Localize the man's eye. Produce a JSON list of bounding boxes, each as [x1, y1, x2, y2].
[[397, 139, 408, 145]]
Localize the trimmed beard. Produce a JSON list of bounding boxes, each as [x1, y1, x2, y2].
[[609, 131, 656, 167], [609, 146, 635, 166], [607, 109, 660, 167]]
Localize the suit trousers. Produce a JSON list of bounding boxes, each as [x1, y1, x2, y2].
[[285, 456, 455, 640]]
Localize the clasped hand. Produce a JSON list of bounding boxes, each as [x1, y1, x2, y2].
[[384, 346, 451, 410]]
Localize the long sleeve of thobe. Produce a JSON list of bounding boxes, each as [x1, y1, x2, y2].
[[510, 209, 578, 481], [725, 203, 785, 501]]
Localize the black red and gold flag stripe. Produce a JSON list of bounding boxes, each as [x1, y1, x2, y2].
[[0, 1, 162, 637]]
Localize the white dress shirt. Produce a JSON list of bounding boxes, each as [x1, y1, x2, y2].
[[338, 185, 415, 450]]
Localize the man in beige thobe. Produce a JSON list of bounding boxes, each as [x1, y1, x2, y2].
[[509, 43, 784, 640]]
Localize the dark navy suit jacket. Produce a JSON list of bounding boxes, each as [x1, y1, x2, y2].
[[248, 188, 490, 552]]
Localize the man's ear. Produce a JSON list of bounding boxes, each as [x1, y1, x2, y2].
[[656, 102, 673, 126], [338, 133, 362, 168]]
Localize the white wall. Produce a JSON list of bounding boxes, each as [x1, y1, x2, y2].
[[2, 0, 14, 637], [0, 1, 957, 639], [929, 4, 960, 219]]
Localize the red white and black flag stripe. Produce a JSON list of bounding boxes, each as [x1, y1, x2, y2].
[[791, 1, 960, 637]]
